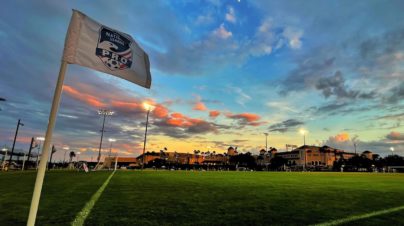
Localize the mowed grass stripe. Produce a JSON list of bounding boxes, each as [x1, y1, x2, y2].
[[313, 204, 404, 226], [71, 171, 115, 226]]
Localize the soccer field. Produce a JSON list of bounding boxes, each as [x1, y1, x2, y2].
[[0, 171, 403, 226]]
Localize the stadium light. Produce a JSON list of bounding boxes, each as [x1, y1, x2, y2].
[[142, 102, 154, 169], [299, 129, 308, 146], [35, 137, 45, 169], [62, 146, 69, 164], [390, 147, 394, 155], [143, 102, 155, 111], [108, 138, 116, 157], [264, 133, 269, 151], [97, 109, 114, 163]]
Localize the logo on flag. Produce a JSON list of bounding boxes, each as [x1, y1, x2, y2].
[[95, 27, 133, 71]]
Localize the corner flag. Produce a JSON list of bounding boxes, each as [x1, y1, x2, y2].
[[27, 9, 152, 226], [63, 10, 151, 88]]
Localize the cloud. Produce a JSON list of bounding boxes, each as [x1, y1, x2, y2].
[[315, 71, 359, 99], [384, 81, 404, 104], [153, 112, 219, 138], [209, 110, 220, 118], [376, 112, 404, 121], [334, 132, 350, 142], [195, 13, 215, 25], [324, 132, 404, 156], [153, 104, 170, 118], [212, 23, 232, 39], [227, 113, 260, 122], [193, 101, 207, 111], [61, 82, 221, 141], [277, 25, 404, 117], [227, 86, 251, 106], [269, 119, 304, 133], [63, 85, 106, 108], [279, 57, 335, 95], [323, 132, 355, 152], [225, 6, 236, 23], [247, 18, 274, 56], [283, 27, 303, 49], [386, 131, 404, 141], [266, 101, 298, 113], [226, 112, 265, 127]]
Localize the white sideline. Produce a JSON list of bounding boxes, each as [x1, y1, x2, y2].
[[71, 171, 115, 226], [313, 205, 404, 226]]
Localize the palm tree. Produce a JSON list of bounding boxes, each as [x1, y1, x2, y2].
[[69, 151, 76, 163]]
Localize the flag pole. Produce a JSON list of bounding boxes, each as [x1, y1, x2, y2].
[[27, 61, 68, 226]]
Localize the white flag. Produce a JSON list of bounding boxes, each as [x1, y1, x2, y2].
[[63, 10, 151, 88]]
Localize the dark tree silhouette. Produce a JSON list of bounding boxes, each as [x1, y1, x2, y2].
[[69, 151, 76, 163], [229, 152, 256, 168], [270, 156, 288, 170]]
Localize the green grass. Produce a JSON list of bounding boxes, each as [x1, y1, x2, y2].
[[1, 171, 404, 225]]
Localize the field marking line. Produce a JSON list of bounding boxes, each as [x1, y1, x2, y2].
[[313, 204, 404, 226], [71, 171, 116, 226]]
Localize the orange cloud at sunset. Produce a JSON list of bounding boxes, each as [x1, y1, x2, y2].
[[193, 101, 207, 111], [165, 112, 205, 127], [110, 100, 140, 109], [334, 132, 350, 142], [63, 85, 106, 108], [209, 110, 220, 118], [386, 131, 404, 140], [153, 104, 169, 118], [227, 112, 261, 122], [225, 112, 265, 127]]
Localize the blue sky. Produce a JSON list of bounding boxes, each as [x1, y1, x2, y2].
[[0, 0, 403, 160]]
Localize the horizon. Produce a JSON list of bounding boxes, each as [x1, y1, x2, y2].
[[1, 0, 403, 161]]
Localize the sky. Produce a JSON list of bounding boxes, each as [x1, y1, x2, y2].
[[0, 0, 403, 161]]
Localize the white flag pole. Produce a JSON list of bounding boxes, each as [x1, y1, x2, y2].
[[27, 61, 68, 226]]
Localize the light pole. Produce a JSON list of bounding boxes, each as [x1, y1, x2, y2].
[[142, 102, 155, 169], [299, 129, 308, 146], [36, 137, 45, 170], [108, 138, 116, 158], [9, 119, 24, 167], [97, 109, 114, 163], [390, 147, 394, 156], [26, 137, 35, 169], [108, 138, 116, 170], [63, 146, 69, 164], [264, 133, 269, 151]]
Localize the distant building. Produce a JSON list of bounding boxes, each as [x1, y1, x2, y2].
[[275, 145, 357, 169], [131, 145, 362, 170]]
